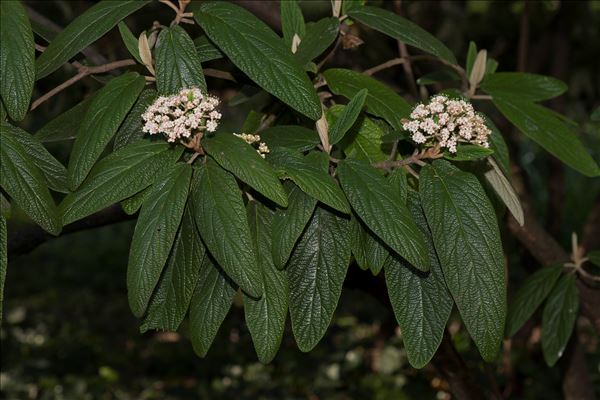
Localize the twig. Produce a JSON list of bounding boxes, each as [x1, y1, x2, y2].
[[471, 94, 493, 100], [372, 146, 443, 170]]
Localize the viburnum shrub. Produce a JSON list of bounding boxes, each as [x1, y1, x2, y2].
[[1, 0, 599, 393]]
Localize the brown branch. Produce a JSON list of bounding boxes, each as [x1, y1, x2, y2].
[[372, 146, 443, 170]]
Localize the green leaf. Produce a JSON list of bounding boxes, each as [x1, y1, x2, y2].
[[324, 68, 411, 130], [189, 255, 237, 357], [192, 162, 261, 298], [0, 215, 6, 324], [2, 123, 68, 193], [384, 191, 453, 368], [493, 97, 600, 177], [588, 250, 600, 267], [416, 69, 460, 85], [444, 145, 494, 161], [329, 89, 367, 145], [271, 181, 317, 269], [483, 158, 524, 227], [338, 158, 428, 270], [0, 0, 35, 121], [0, 125, 60, 235], [203, 133, 287, 207], [281, 0, 305, 48], [465, 41, 477, 78], [541, 274, 579, 367], [67, 72, 145, 190], [419, 160, 506, 361], [193, 2, 321, 120], [113, 88, 157, 150], [117, 21, 142, 64], [505, 264, 563, 338], [61, 141, 181, 225], [260, 125, 320, 151], [193, 36, 223, 63], [485, 116, 510, 176], [121, 186, 150, 216], [244, 201, 289, 363], [287, 206, 351, 352], [127, 163, 192, 317], [347, 6, 456, 64], [34, 95, 95, 142], [155, 25, 207, 94], [268, 147, 349, 213], [351, 216, 389, 275], [141, 204, 206, 332], [242, 110, 264, 134], [35, 0, 150, 79], [295, 18, 339, 66], [481, 72, 567, 102]]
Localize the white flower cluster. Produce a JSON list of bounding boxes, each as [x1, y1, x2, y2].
[[142, 87, 221, 143], [402, 95, 491, 153], [234, 133, 270, 158]]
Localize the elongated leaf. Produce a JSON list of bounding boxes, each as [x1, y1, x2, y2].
[[444, 145, 493, 161], [484, 158, 524, 226], [295, 18, 339, 65], [61, 141, 180, 224], [348, 6, 456, 64], [67, 72, 145, 190], [118, 21, 142, 63], [272, 181, 317, 269], [465, 41, 477, 78], [281, 0, 305, 48], [351, 216, 389, 275], [481, 72, 567, 102], [0, 215, 6, 324], [485, 116, 510, 176], [36, 0, 150, 79], [506, 264, 563, 337], [0, 0, 35, 121], [493, 97, 600, 177], [338, 159, 428, 270], [193, 36, 223, 63], [141, 205, 206, 332], [244, 201, 289, 362], [189, 255, 237, 357], [420, 160, 506, 361], [193, 2, 321, 120], [268, 147, 349, 213], [541, 274, 579, 366], [155, 25, 206, 94], [0, 126, 60, 235], [121, 186, 150, 216], [203, 133, 287, 207], [127, 163, 192, 317], [113, 88, 157, 150], [385, 191, 453, 368], [192, 162, 261, 297], [34, 95, 95, 142], [588, 250, 600, 267], [260, 125, 320, 151], [324, 69, 410, 130], [329, 89, 368, 145], [287, 206, 351, 352]]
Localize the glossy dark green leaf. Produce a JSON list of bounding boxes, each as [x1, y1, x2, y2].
[[127, 163, 192, 317], [329, 89, 367, 145], [0, 215, 6, 324], [36, 0, 150, 79], [192, 162, 261, 297], [117, 21, 142, 63], [244, 201, 288, 363], [338, 159, 428, 270], [385, 191, 453, 368], [444, 145, 494, 161], [506, 264, 563, 337], [67, 72, 145, 190], [193, 36, 223, 63], [204, 133, 287, 207], [0, 0, 35, 121], [121, 186, 150, 216], [281, 0, 305, 48], [260, 125, 320, 151], [324, 68, 410, 130], [348, 6, 456, 64], [287, 206, 351, 352], [481, 72, 567, 102], [351, 215, 389, 275], [193, 2, 321, 120], [141, 204, 206, 332], [541, 274, 579, 366], [0, 125, 60, 235], [61, 141, 181, 224], [34, 95, 95, 142], [465, 41, 477, 78], [295, 18, 339, 66], [419, 160, 506, 361], [155, 25, 206, 94], [485, 116, 510, 176], [493, 97, 600, 177], [113, 88, 157, 150]]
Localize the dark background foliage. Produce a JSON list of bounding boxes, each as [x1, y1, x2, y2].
[[2, 1, 599, 399]]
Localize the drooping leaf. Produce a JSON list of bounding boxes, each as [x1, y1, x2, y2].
[[281, 0, 305, 48], [203, 133, 288, 207], [113, 88, 157, 150], [484, 116, 510, 176], [347, 6, 456, 64], [287, 206, 351, 352], [541, 274, 579, 366], [67, 72, 145, 190], [295, 18, 339, 66], [127, 163, 192, 317], [193, 35, 223, 63], [191, 161, 262, 297], [244, 201, 289, 363], [34, 95, 95, 142], [385, 191, 453, 368], [505, 264, 563, 337], [155, 25, 207, 94], [351, 215, 389, 275], [35, 0, 150, 79], [328, 89, 368, 145], [260, 125, 320, 151], [0, 215, 6, 324], [0, 0, 35, 121], [483, 158, 524, 226], [481, 72, 567, 102], [117, 21, 143, 64], [444, 145, 494, 161], [0, 125, 60, 235], [419, 160, 506, 361], [338, 158, 428, 270], [121, 186, 150, 216], [324, 68, 411, 130], [193, 2, 321, 120]]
